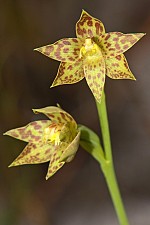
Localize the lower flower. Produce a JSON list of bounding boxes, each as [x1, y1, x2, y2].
[[4, 106, 80, 180]]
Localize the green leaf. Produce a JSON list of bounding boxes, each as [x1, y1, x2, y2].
[[78, 124, 105, 163]]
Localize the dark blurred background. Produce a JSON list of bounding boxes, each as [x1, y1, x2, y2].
[[0, 0, 150, 224]]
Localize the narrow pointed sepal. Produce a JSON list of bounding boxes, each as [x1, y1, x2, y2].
[[9, 142, 54, 167], [34, 38, 83, 63], [46, 161, 65, 180], [99, 32, 146, 58], [76, 9, 105, 39], [4, 120, 51, 143], [51, 61, 84, 87], [60, 131, 80, 162], [45, 143, 67, 179], [33, 106, 76, 126], [84, 57, 105, 103], [106, 54, 136, 80]]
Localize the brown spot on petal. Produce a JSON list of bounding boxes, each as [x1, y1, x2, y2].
[[88, 29, 93, 37], [63, 48, 69, 53], [34, 124, 42, 130], [45, 149, 50, 154], [48, 169, 53, 174], [11, 131, 19, 138], [67, 65, 72, 70], [109, 53, 114, 57], [113, 37, 119, 42], [60, 112, 66, 121], [63, 40, 71, 45], [72, 39, 78, 43], [55, 157, 60, 161], [115, 43, 121, 50], [123, 44, 129, 50], [53, 166, 58, 170], [112, 63, 119, 67], [57, 116, 61, 123], [106, 43, 111, 48], [116, 55, 121, 60], [95, 22, 100, 35], [121, 39, 126, 44], [130, 39, 136, 45], [54, 52, 61, 59], [124, 61, 128, 69], [33, 136, 41, 141], [26, 131, 32, 137], [68, 57, 75, 61], [105, 34, 111, 41], [82, 28, 86, 34], [58, 43, 64, 48], [109, 48, 115, 51], [87, 20, 93, 26], [44, 46, 54, 55], [102, 77, 105, 82], [77, 28, 82, 35], [48, 114, 55, 118]]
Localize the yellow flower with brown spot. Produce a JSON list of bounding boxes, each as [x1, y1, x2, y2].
[[35, 10, 145, 102], [4, 106, 80, 180]]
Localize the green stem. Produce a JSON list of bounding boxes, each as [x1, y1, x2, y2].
[[96, 93, 112, 161], [96, 92, 129, 225]]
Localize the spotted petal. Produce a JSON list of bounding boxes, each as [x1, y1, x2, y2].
[[46, 143, 67, 179], [84, 57, 105, 102], [51, 61, 84, 87], [59, 122, 75, 144], [33, 106, 77, 128], [76, 10, 105, 39], [106, 54, 135, 80], [9, 142, 54, 166], [98, 32, 145, 58], [60, 131, 80, 162], [35, 38, 83, 63], [4, 120, 51, 143]]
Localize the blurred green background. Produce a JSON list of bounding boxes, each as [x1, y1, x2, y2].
[[1, 0, 150, 224]]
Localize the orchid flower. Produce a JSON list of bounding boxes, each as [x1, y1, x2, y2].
[[35, 10, 145, 102], [4, 106, 80, 180]]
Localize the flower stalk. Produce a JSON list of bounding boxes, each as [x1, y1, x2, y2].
[[96, 92, 129, 225]]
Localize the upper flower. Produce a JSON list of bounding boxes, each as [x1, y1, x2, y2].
[[35, 10, 145, 102], [4, 106, 80, 180]]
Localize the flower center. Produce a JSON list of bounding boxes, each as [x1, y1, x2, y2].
[[79, 38, 101, 59], [43, 123, 64, 146]]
